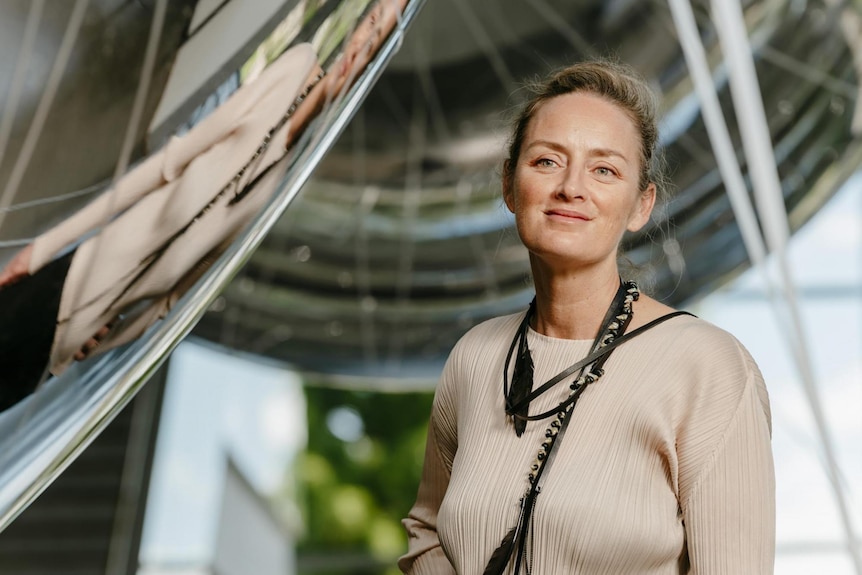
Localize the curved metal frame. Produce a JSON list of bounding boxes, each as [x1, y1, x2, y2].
[[0, 0, 427, 533]]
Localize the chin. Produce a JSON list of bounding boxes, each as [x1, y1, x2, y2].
[[529, 248, 612, 270]]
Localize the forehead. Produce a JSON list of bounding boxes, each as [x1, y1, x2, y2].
[[525, 92, 641, 155]]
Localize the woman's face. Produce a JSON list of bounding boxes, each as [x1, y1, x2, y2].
[[340, 0, 408, 79], [504, 91, 655, 272]]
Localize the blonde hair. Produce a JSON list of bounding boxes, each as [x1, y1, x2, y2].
[[504, 59, 663, 194]]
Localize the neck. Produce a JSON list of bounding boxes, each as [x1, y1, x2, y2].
[[529, 257, 622, 340]]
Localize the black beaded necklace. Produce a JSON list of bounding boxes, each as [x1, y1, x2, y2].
[[503, 281, 636, 437], [488, 280, 639, 575], [487, 281, 694, 575]]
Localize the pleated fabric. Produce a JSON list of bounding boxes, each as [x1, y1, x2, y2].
[[399, 312, 775, 575]]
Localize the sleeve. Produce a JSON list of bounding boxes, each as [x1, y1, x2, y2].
[[29, 149, 169, 273], [159, 43, 318, 181], [98, 233, 235, 357], [94, 296, 171, 353], [677, 338, 775, 574], [29, 43, 319, 274], [398, 348, 460, 575]]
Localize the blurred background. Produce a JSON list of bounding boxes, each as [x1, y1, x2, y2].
[[0, 0, 859, 573]]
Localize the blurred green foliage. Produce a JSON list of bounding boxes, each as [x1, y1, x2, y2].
[[294, 385, 434, 574], [241, 0, 373, 82]]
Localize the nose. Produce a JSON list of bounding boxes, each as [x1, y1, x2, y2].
[[555, 165, 584, 201]]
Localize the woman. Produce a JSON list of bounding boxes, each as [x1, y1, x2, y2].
[[399, 61, 775, 574]]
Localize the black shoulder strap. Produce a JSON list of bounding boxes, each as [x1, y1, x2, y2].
[[507, 311, 695, 415]]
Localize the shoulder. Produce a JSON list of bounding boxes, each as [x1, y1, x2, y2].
[[460, 312, 524, 343], [647, 312, 761, 386], [247, 43, 317, 84], [662, 314, 759, 373], [634, 293, 752, 353], [447, 312, 523, 364], [630, 294, 755, 366], [639, 312, 770, 431], [216, 43, 318, 117], [436, 311, 523, 393], [263, 43, 318, 80]]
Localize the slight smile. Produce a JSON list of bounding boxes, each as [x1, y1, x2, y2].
[[545, 208, 591, 222]]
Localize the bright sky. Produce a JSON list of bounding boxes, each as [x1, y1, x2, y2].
[[138, 178, 861, 573], [694, 178, 862, 573]]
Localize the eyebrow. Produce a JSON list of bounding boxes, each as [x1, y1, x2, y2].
[[525, 140, 630, 163]]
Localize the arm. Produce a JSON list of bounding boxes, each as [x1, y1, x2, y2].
[[29, 43, 319, 274], [165, 43, 318, 178], [87, 233, 234, 359], [0, 244, 33, 287], [29, 149, 168, 273], [678, 342, 775, 573], [399, 351, 459, 574], [399, 412, 457, 574]]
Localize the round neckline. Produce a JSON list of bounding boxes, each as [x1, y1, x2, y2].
[[526, 324, 594, 345]]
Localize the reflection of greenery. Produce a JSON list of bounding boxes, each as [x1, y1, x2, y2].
[[241, 0, 374, 83], [293, 385, 433, 574], [311, 0, 374, 64], [304, 0, 329, 21]]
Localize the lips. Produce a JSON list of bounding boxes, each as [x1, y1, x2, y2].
[[545, 208, 591, 221]]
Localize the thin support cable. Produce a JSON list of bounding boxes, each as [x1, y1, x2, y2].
[[356, 183, 380, 366], [822, 0, 862, 134], [451, 0, 517, 93], [108, 0, 168, 190], [711, 2, 862, 570], [387, 76, 426, 367], [0, 0, 45, 177], [0, 179, 106, 215], [0, 239, 33, 249], [0, 0, 90, 231], [758, 45, 857, 99], [352, 107, 380, 367], [670, 4, 858, 560], [413, 27, 452, 145], [456, 178, 500, 297], [711, 1, 790, 250], [666, 0, 767, 263], [524, 0, 596, 58]]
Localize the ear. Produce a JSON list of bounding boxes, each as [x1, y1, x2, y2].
[[503, 160, 515, 213], [626, 182, 656, 232]]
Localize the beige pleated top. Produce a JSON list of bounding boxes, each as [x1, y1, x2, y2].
[[28, 44, 321, 375], [399, 312, 775, 574]]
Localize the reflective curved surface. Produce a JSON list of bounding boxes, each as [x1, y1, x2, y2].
[[0, 0, 424, 531], [194, 0, 862, 381], [0, 0, 860, 536]]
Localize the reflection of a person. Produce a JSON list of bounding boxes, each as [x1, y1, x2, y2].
[[0, 43, 320, 395], [399, 61, 775, 574], [296, 0, 409, 121], [0, 0, 410, 411]]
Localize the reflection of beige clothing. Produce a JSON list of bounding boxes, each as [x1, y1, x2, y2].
[[399, 313, 775, 574], [29, 43, 321, 375]]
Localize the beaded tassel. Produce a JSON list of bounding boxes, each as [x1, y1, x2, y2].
[[527, 281, 639, 485], [488, 281, 640, 575], [510, 329, 535, 437]]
